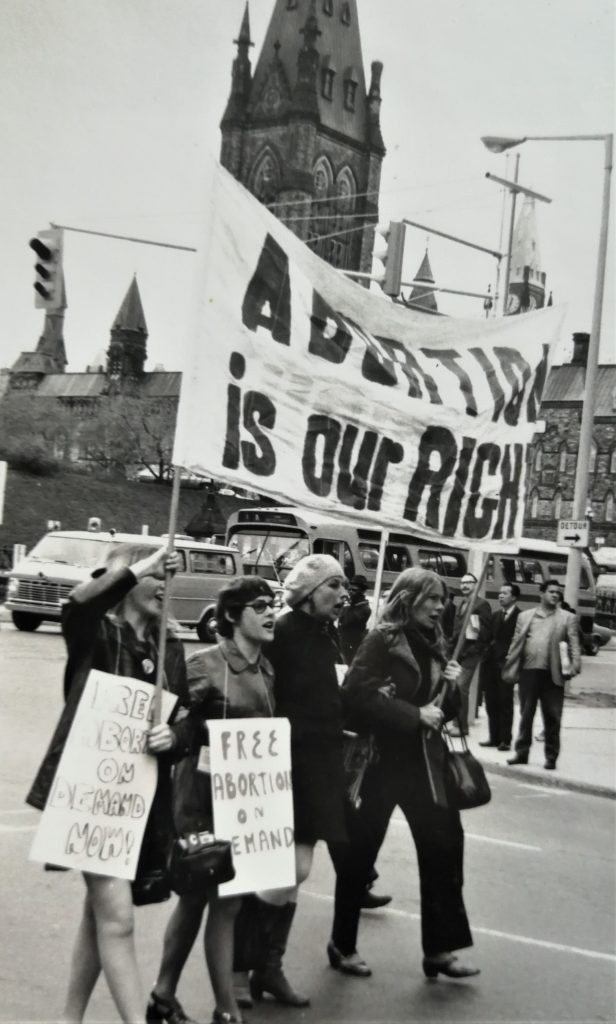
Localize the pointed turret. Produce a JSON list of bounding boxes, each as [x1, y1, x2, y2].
[[506, 197, 547, 314], [406, 249, 439, 314], [220, 3, 254, 129], [106, 276, 148, 380]]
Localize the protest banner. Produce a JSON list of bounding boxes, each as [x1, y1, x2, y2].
[[207, 717, 295, 896], [29, 670, 177, 879], [173, 162, 565, 547]]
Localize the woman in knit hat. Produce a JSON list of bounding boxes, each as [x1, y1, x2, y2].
[[244, 554, 349, 1007], [328, 567, 480, 982]]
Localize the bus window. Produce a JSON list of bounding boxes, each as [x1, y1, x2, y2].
[[547, 561, 590, 591], [385, 545, 411, 572], [342, 542, 354, 579], [313, 539, 340, 560], [231, 531, 310, 578], [358, 544, 380, 571], [418, 549, 465, 578], [486, 556, 495, 582], [500, 557, 542, 584]]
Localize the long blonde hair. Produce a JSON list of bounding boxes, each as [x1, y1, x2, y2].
[[379, 567, 448, 644], [104, 543, 179, 634]]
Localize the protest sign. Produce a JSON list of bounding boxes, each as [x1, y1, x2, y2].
[[207, 717, 295, 896], [173, 162, 564, 546], [29, 670, 177, 880]]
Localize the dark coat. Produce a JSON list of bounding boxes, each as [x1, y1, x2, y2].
[[268, 609, 347, 844], [338, 597, 371, 663], [26, 566, 192, 879], [172, 639, 275, 835], [490, 605, 520, 666], [342, 626, 460, 776], [451, 596, 493, 666]]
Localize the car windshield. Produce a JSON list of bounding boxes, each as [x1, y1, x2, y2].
[[229, 531, 310, 580], [27, 535, 116, 569]]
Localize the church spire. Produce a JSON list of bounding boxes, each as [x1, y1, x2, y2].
[[106, 276, 148, 380], [506, 197, 547, 314], [405, 249, 439, 314], [220, 3, 254, 128]]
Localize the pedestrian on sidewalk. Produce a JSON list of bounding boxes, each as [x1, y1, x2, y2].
[[328, 567, 479, 982], [26, 545, 193, 1024], [478, 583, 520, 751], [449, 573, 492, 736], [503, 579, 581, 770]]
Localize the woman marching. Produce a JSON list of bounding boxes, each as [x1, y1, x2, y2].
[[149, 576, 280, 1024], [26, 545, 193, 1024], [329, 567, 480, 981]]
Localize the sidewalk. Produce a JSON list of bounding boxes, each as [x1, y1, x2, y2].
[[467, 694, 616, 800]]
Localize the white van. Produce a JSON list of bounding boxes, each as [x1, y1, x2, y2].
[[5, 529, 244, 641]]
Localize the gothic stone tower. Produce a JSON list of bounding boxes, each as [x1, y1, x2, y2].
[[106, 277, 148, 382], [506, 197, 547, 315], [9, 272, 68, 390], [220, 0, 385, 275]]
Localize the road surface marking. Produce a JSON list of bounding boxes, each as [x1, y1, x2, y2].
[[304, 890, 615, 963], [0, 824, 37, 833], [0, 808, 38, 815], [390, 815, 541, 851]]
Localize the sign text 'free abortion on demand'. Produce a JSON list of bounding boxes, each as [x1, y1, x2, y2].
[[174, 163, 564, 546], [208, 718, 295, 897], [30, 670, 177, 880]]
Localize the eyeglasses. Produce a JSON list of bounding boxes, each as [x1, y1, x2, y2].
[[245, 598, 275, 614]]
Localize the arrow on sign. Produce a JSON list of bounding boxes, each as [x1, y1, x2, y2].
[[564, 533, 581, 543]]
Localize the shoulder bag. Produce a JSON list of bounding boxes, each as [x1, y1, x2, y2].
[[441, 722, 492, 810], [168, 661, 236, 894]]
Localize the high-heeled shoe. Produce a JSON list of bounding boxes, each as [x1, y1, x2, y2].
[[210, 1011, 245, 1024], [422, 955, 480, 980], [146, 990, 201, 1024], [327, 940, 372, 977]]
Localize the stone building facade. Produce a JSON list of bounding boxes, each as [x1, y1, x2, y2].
[[523, 333, 616, 548], [219, 0, 385, 275]]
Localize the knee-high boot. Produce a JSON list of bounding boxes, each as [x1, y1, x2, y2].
[[248, 901, 310, 1007]]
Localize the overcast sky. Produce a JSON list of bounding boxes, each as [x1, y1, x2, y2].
[[2, 0, 614, 376]]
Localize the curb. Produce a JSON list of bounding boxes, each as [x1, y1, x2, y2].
[[482, 759, 616, 800]]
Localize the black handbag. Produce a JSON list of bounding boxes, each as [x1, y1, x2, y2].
[[131, 868, 172, 906], [442, 724, 492, 810], [168, 830, 235, 894]]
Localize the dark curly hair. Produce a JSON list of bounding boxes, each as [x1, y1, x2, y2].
[[215, 576, 275, 637]]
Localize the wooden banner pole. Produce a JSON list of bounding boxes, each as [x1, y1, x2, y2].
[[152, 467, 182, 725]]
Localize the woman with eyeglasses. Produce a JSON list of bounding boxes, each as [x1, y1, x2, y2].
[[26, 544, 193, 1024], [149, 576, 281, 1024]]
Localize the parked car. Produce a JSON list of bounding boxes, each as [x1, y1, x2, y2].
[[5, 528, 243, 638]]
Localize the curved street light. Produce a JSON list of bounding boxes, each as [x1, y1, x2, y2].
[[481, 132, 614, 607]]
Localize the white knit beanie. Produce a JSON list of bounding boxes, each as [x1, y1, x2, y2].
[[284, 554, 345, 608]]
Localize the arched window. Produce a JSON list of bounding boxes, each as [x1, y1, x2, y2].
[[553, 490, 562, 519], [321, 56, 336, 101], [529, 489, 539, 518], [559, 445, 568, 474], [343, 66, 358, 111], [589, 439, 598, 473], [323, 0, 333, 13], [250, 148, 280, 208], [341, 2, 351, 24], [610, 449, 616, 474], [605, 492, 615, 522], [533, 444, 543, 473]]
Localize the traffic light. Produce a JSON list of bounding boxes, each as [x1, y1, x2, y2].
[[372, 221, 406, 297], [29, 227, 63, 310]]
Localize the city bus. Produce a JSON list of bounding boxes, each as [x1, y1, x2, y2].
[[226, 508, 597, 640], [225, 507, 468, 595]]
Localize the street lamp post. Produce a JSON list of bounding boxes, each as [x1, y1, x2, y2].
[[481, 133, 613, 607]]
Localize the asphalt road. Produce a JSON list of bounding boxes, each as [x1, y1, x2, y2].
[[1, 624, 615, 1024]]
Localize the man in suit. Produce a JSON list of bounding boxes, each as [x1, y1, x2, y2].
[[503, 579, 581, 770], [478, 582, 520, 751], [450, 572, 493, 736]]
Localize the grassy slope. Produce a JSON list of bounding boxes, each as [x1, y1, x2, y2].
[[0, 469, 268, 551]]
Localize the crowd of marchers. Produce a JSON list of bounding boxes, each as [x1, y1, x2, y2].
[[26, 543, 581, 1024]]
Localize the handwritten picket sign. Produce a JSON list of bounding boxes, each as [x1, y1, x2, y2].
[[208, 718, 295, 896], [29, 670, 177, 880], [173, 162, 565, 546]]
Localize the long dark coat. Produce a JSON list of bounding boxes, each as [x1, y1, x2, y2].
[[268, 609, 347, 844], [26, 566, 192, 880]]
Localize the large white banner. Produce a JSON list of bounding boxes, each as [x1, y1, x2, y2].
[[174, 163, 564, 545], [30, 671, 177, 880], [208, 718, 295, 897]]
